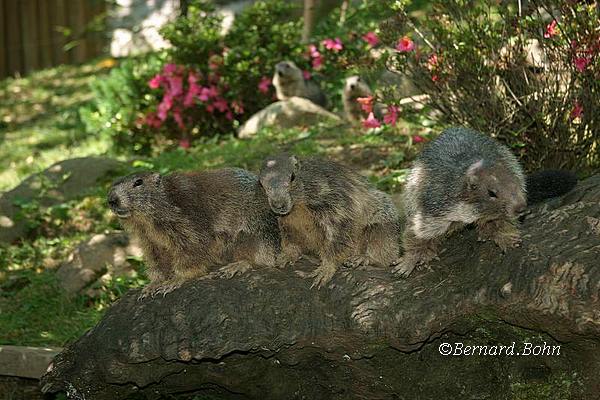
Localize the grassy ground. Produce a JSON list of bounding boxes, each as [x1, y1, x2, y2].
[[0, 60, 432, 347], [0, 60, 116, 192]]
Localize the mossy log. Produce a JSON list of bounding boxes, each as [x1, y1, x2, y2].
[[41, 175, 600, 400]]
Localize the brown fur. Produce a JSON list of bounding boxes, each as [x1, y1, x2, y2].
[[108, 168, 280, 298], [259, 154, 401, 288]]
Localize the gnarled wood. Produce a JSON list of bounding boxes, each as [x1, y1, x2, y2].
[[42, 175, 600, 399]]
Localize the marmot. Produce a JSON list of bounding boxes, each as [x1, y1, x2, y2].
[[272, 61, 328, 108], [108, 169, 280, 298], [259, 153, 401, 289], [343, 76, 385, 123], [394, 127, 577, 278]]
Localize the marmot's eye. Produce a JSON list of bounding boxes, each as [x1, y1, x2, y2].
[[488, 189, 497, 198], [133, 178, 144, 187], [290, 173, 296, 182]]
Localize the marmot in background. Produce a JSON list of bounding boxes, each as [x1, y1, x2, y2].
[[394, 127, 577, 278], [272, 61, 328, 108], [108, 169, 280, 298], [343, 76, 385, 123], [259, 153, 401, 288]]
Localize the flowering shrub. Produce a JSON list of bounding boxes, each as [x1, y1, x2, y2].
[[381, 0, 599, 172], [81, 0, 400, 152]]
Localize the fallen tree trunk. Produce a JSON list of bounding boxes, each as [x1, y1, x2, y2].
[[42, 175, 600, 400]]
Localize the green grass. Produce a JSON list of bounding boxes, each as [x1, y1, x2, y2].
[[0, 59, 115, 191]]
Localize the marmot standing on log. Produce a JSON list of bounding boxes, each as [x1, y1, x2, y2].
[[108, 169, 281, 298], [272, 61, 328, 108], [343, 76, 385, 123], [394, 126, 579, 278], [259, 153, 401, 288]]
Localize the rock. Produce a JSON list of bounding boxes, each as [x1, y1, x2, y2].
[[238, 97, 342, 139], [0, 346, 61, 379], [0, 157, 123, 244], [56, 232, 142, 294]]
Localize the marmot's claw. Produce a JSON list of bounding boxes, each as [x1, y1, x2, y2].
[[300, 264, 337, 289], [392, 258, 417, 279], [343, 255, 368, 269], [217, 261, 253, 279]]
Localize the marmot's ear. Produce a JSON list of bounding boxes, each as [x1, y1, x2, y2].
[[151, 172, 162, 186], [466, 159, 484, 184], [290, 155, 300, 171]]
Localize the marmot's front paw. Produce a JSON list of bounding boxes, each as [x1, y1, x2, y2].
[[343, 255, 368, 269], [492, 229, 522, 252], [217, 260, 253, 279], [296, 262, 337, 289], [137, 284, 160, 301], [393, 257, 418, 278]]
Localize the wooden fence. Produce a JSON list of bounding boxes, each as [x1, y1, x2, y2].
[[0, 0, 107, 79]]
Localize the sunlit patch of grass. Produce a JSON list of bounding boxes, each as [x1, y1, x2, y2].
[[0, 60, 115, 191]]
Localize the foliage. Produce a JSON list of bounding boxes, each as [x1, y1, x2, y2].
[[382, 0, 600, 172], [79, 54, 165, 154], [80, 0, 406, 153]]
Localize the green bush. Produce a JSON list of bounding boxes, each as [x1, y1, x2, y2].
[[382, 0, 600, 172], [80, 0, 398, 154], [79, 54, 165, 154]]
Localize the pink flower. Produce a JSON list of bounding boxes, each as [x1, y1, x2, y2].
[[383, 105, 399, 126], [206, 104, 215, 113], [413, 135, 425, 143], [312, 55, 323, 70], [574, 56, 590, 72], [309, 44, 320, 58], [231, 100, 244, 114], [163, 63, 178, 75], [323, 38, 343, 52], [213, 97, 229, 113], [356, 96, 374, 114], [225, 110, 234, 120], [431, 74, 440, 82], [570, 101, 583, 119], [198, 86, 219, 102], [179, 138, 190, 149], [166, 75, 183, 97], [157, 94, 173, 121], [544, 20, 558, 39], [144, 112, 162, 129], [396, 36, 416, 52], [184, 81, 201, 107], [362, 112, 381, 129], [302, 70, 311, 80], [362, 32, 379, 47], [173, 108, 185, 130], [427, 53, 439, 69], [258, 76, 271, 93], [148, 74, 163, 89]]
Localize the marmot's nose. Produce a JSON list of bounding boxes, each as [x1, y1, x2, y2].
[[108, 192, 120, 209], [350, 84, 356, 90], [512, 201, 527, 216]]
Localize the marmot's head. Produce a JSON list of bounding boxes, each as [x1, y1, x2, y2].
[[463, 160, 526, 219], [344, 76, 372, 98], [274, 61, 303, 82], [108, 172, 163, 219], [259, 153, 300, 215]]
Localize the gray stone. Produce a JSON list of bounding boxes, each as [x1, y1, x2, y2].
[[0, 157, 123, 244], [0, 345, 61, 379], [56, 232, 142, 294], [238, 97, 342, 139]]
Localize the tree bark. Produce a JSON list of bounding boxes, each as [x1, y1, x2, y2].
[[42, 175, 600, 399], [302, 0, 318, 44]]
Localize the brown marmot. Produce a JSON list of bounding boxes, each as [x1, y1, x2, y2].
[[259, 153, 401, 289], [343, 75, 385, 123], [272, 61, 328, 108], [108, 168, 280, 298]]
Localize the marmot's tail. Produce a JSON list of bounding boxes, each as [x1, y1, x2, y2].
[[526, 169, 578, 204]]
